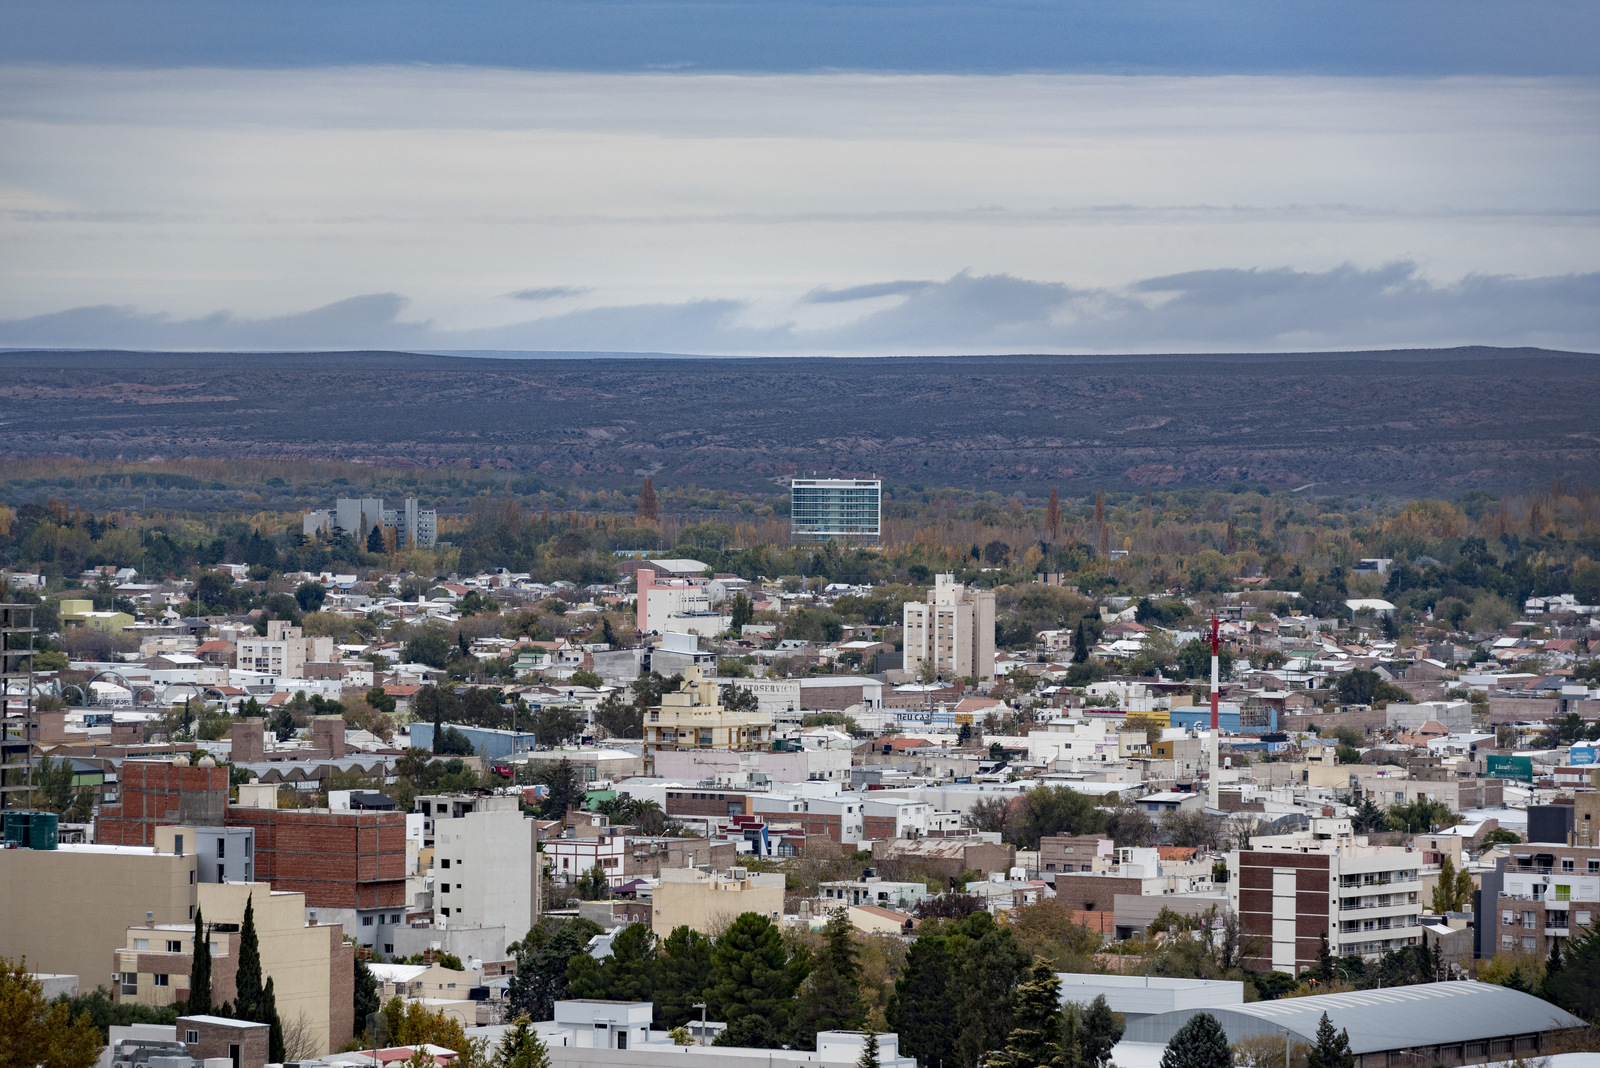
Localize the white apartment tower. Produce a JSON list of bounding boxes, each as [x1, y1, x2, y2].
[[902, 573, 997, 683]]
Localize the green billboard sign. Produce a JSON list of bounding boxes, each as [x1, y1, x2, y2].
[[1486, 754, 1533, 783]]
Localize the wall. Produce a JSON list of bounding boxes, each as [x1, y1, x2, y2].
[[0, 844, 196, 986], [225, 806, 407, 910], [98, 761, 230, 846], [651, 869, 785, 935]]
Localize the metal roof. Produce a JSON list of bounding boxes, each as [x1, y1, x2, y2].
[[1123, 982, 1584, 1054]]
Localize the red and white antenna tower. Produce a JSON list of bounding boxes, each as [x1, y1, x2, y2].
[[1207, 613, 1221, 809]]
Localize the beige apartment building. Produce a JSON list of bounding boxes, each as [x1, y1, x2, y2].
[[0, 840, 197, 988], [114, 882, 355, 1055], [902, 573, 996, 683], [651, 866, 785, 935], [235, 619, 334, 680], [643, 666, 773, 763]]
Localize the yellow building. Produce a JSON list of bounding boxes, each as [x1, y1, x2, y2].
[[643, 666, 773, 760], [651, 865, 785, 935], [0, 842, 196, 991], [58, 598, 134, 632], [114, 882, 355, 1055]]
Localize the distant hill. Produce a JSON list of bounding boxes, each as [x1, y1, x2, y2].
[[1, 346, 1595, 494]]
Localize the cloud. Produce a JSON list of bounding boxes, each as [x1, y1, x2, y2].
[[3, 263, 1596, 355], [802, 280, 932, 303], [508, 286, 592, 302]]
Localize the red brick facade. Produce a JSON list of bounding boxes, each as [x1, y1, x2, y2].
[[1236, 850, 1331, 974], [227, 808, 407, 910], [98, 762, 231, 846]]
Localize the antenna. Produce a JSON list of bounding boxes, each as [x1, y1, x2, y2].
[[1208, 614, 1221, 809]]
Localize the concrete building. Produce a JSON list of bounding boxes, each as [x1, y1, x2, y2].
[[1054, 974, 1242, 1021], [1386, 700, 1473, 733], [651, 866, 785, 935], [0, 840, 197, 991], [1488, 842, 1600, 958], [643, 666, 773, 764], [429, 794, 539, 934], [1040, 834, 1116, 875], [549, 831, 630, 888], [789, 478, 882, 543], [1230, 817, 1424, 974], [304, 497, 437, 549], [637, 571, 723, 638], [902, 574, 997, 683], [234, 620, 334, 683], [113, 882, 356, 1055]]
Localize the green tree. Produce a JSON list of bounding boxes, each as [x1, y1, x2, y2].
[[1073, 994, 1125, 1068], [354, 957, 380, 1033], [566, 923, 657, 1003], [1159, 1012, 1231, 1068], [574, 864, 610, 901], [1305, 1012, 1354, 1068], [951, 910, 1031, 1067], [0, 957, 102, 1068], [655, 925, 713, 1029], [1541, 927, 1600, 1022], [228, 896, 285, 1059], [188, 907, 211, 1015], [888, 927, 959, 1067], [986, 959, 1067, 1068], [568, 669, 603, 689], [496, 1015, 552, 1068], [706, 913, 810, 1038], [508, 918, 604, 1021], [793, 909, 865, 1047], [1429, 855, 1475, 915], [857, 1031, 881, 1068]]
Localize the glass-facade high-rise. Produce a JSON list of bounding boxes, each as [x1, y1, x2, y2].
[[790, 478, 881, 542]]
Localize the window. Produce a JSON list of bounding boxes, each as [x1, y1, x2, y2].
[[153, 974, 169, 987], [1563, 858, 1574, 872], [209, 942, 220, 956], [1579, 912, 1592, 927], [362, 916, 375, 926], [217, 837, 226, 859], [1589, 860, 1598, 874], [1557, 885, 1573, 901], [186, 1030, 199, 1043], [166, 940, 182, 953], [1503, 910, 1515, 926], [440, 883, 449, 893], [190, 870, 195, 885], [174, 834, 184, 854], [1524, 911, 1537, 930], [134, 938, 149, 951], [244, 837, 252, 857], [698, 729, 714, 746], [1523, 937, 1537, 951], [121, 973, 138, 995], [441, 907, 450, 916], [441, 858, 450, 869]]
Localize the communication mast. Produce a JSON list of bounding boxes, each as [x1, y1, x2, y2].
[[1207, 614, 1221, 809]]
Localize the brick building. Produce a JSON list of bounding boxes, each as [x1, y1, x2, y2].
[[98, 760, 230, 846], [1040, 834, 1115, 875]]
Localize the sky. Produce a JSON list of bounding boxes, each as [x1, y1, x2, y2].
[[1, 1, 1597, 355]]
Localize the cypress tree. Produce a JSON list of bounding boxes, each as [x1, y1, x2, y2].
[[189, 907, 212, 1014], [235, 895, 263, 1019], [792, 909, 865, 1047], [354, 958, 380, 1035], [887, 929, 958, 1068], [1159, 1012, 1231, 1068]]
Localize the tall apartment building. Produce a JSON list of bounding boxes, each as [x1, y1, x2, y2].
[[302, 496, 437, 549], [642, 666, 773, 764], [790, 478, 881, 542], [1479, 796, 1600, 959], [902, 573, 997, 683], [235, 620, 334, 681], [425, 794, 539, 934], [1230, 818, 1424, 974]]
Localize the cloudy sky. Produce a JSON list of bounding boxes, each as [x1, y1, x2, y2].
[[1, 1, 1597, 354]]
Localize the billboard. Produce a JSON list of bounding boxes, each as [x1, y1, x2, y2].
[[1486, 754, 1534, 782], [1570, 745, 1597, 766]]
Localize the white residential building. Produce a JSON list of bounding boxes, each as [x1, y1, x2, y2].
[[902, 573, 997, 683], [429, 796, 538, 933]]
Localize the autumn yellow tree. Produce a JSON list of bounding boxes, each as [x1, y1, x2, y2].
[[0, 956, 102, 1068]]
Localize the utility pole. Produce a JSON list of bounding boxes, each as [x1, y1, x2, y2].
[[693, 1001, 708, 1046]]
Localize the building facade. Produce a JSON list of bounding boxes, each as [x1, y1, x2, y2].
[[428, 795, 539, 932], [643, 666, 773, 762], [651, 866, 786, 934], [790, 478, 882, 542], [902, 573, 997, 683], [303, 497, 438, 549]]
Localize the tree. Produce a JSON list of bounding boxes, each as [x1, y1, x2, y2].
[[497, 1015, 552, 1068], [1540, 927, 1600, 1022], [508, 918, 604, 1021], [294, 581, 327, 613], [568, 669, 603, 689], [857, 1031, 881, 1068], [706, 913, 810, 1038], [1047, 488, 1062, 543], [986, 958, 1067, 1068], [888, 930, 959, 1068], [1429, 855, 1475, 915], [1305, 1012, 1355, 1068], [637, 478, 660, 523], [353, 957, 380, 1032], [188, 907, 211, 1015], [1160, 1012, 1231, 1068], [1073, 621, 1090, 664], [1074, 993, 1125, 1068], [574, 864, 610, 901], [367, 525, 386, 553], [655, 925, 713, 1029], [1106, 805, 1157, 847], [950, 910, 1030, 1067], [567, 923, 657, 1003], [793, 909, 865, 1047], [0, 957, 102, 1068], [730, 592, 755, 631]]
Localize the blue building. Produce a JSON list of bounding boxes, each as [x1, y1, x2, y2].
[[408, 722, 538, 762], [1167, 702, 1278, 735]]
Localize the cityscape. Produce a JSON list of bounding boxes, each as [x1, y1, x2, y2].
[[2, 0, 1598, 1066]]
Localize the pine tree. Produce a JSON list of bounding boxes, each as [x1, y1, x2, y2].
[[792, 909, 865, 1047], [188, 907, 211, 1015], [1159, 1012, 1231, 1068], [354, 957, 380, 1034], [856, 1031, 881, 1068], [706, 913, 810, 1036], [987, 958, 1067, 1068], [566, 922, 657, 1003], [497, 1015, 552, 1068], [1305, 1012, 1354, 1068], [655, 925, 713, 1029], [1076, 994, 1125, 1068]]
